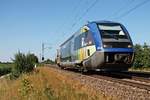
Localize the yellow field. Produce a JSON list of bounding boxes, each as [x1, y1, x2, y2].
[[0, 66, 113, 100]]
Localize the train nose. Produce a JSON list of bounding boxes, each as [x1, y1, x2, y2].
[[114, 54, 130, 63], [105, 53, 132, 64]]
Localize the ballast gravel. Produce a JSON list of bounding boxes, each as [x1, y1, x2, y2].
[[49, 66, 150, 100]]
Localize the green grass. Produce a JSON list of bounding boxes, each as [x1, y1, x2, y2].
[[130, 67, 150, 72], [0, 63, 14, 68], [0, 63, 14, 76]]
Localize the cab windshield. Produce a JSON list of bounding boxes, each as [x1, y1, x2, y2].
[[98, 23, 129, 40]]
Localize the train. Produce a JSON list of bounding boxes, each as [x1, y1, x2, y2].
[[56, 21, 134, 72]]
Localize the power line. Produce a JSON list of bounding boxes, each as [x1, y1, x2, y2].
[[107, 0, 135, 20], [72, 0, 98, 27], [54, 0, 85, 45], [115, 0, 150, 19], [56, 0, 84, 36], [71, 0, 84, 21], [61, 0, 85, 37], [70, 0, 100, 32], [56, 0, 100, 45]]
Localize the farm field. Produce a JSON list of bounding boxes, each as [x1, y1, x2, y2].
[[0, 63, 14, 68], [0, 63, 14, 76], [0, 66, 111, 100]]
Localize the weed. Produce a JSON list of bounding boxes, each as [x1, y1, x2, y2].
[[19, 77, 34, 97], [44, 85, 57, 100]]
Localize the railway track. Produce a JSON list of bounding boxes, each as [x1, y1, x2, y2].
[[77, 70, 150, 91], [46, 65, 150, 91], [87, 70, 150, 91], [108, 71, 150, 84], [90, 74, 150, 91]]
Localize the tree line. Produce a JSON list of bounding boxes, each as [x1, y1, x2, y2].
[[133, 43, 150, 69]]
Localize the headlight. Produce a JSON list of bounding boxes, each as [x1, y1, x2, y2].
[[128, 45, 132, 48], [103, 44, 112, 48], [103, 44, 107, 48]]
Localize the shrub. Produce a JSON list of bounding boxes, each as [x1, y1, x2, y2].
[[11, 52, 38, 78]]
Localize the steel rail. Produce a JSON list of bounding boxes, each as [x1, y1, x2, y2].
[[90, 74, 150, 91]]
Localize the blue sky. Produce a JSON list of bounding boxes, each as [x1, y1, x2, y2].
[[0, 0, 150, 62]]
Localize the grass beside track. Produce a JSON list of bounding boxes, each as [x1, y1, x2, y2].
[[0, 66, 111, 100], [129, 67, 150, 72]]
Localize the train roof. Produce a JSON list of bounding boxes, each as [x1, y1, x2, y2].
[[60, 35, 74, 47], [90, 20, 121, 24], [59, 20, 121, 47]]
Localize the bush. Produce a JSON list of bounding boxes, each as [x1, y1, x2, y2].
[[11, 52, 38, 78]]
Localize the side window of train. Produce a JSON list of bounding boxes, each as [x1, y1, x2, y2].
[[74, 35, 81, 50], [74, 31, 94, 50]]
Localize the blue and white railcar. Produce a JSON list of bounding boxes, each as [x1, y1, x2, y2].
[[56, 21, 134, 71]]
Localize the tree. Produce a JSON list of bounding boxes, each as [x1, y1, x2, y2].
[[133, 44, 143, 68], [44, 59, 54, 64], [142, 43, 150, 67]]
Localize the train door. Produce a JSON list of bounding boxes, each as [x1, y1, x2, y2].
[[80, 36, 86, 60], [56, 49, 61, 65], [80, 32, 91, 60], [84, 31, 96, 58], [79, 26, 89, 60]]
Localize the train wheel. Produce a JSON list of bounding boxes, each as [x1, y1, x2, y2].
[[57, 63, 60, 67], [80, 67, 88, 74], [60, 66, 65, 69]]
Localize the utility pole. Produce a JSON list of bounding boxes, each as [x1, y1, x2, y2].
[[42, 43, 44, 61], [39, 53, 42, 62], [41, 43, 51, 61]]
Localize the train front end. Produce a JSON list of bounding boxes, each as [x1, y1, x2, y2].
[[83, 21, 134, 71]]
